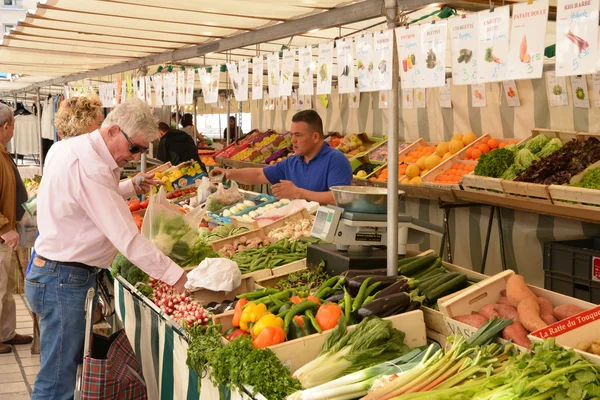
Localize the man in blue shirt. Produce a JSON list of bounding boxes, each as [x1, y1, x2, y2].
[[211, 110, 352, 205]]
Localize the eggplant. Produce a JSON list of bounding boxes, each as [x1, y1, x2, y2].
[[347, 275, 401, 297], [374, 279, 409, 299], [325, 290, 345, 303], [381, 302, 410, 318], [357, 292, 411, 321], [341, 268, 388, 280], [405, 301, 422, 312]]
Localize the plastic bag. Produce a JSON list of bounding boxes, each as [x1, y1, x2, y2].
[[184, 258, 242, 292], [22, 196, 37, 217], [205, 181, 243, 213], [16, 213, 37, 248], [197, 177, 218, 205]]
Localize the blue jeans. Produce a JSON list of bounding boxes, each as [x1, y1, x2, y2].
[[25, 259, 97, 400]]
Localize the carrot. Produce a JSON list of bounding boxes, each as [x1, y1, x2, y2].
[[454, 314, 488, 329], [517, 297, 547, 333], [553, 304, 585, 320], [506, 275, 537, 306], [494, 304, 519, 323], [479, 304, 500, 320], [502, 321, 531, 348]]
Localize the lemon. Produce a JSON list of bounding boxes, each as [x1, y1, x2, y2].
[[405, 164, 421, 179], [416, 156, 427, 171], [409, 176, 424, 186]]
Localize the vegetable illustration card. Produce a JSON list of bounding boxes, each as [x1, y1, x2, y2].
[[471, 83, 487, 107], [336, 39, 355, 94], [421, 21, 448, 88], [570, 75, 589, 108], [152, 74, 163, 106], [403, 88, 414, 109], [379, 91, 388, 109], [546, 71, 569, 106], [349, 87, 360, 109], [449, 14, 479, 86], [356, 33, 375, 92], [177, 71, 185, 105], [279, 50, 295, 97], [395, 25, 422, 89], [439, 82, 452, 108], [415, 89, 426, 108], [373, 30, 394, 91], [227, 61, 248, 102], [593, 74, 600, 107], [555, 0, 599, 76], [267, 53, 280, 99], [506, 0, 549, 80], [503, 80, 521, 106], [477, 6, 510, 83], [298, 46, 314, 96], [252, 56, 264, 100], [317, 42, 334, 95]]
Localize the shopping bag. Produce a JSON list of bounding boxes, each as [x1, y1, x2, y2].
[[16, 213, 37, 248], [81, 330, 147, 400], [205, 181, 243, 213], [197, 176, 218, 204]]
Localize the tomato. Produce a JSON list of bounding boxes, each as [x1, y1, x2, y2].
[[140, 199, 149, 209], [227, 329, 249, 341]]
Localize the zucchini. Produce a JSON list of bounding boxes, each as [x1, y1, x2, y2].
[[397, 255, 425, 267], [426, 274, 468, 303], [420, 272, 460, 295], [412, 258, 442, 280], [398, 254, 438, 277]]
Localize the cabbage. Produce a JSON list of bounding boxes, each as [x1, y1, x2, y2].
[[514, 149, 540, 171], [500, 164, 523, 181], [522, 135, 549, 154], [537, 138, 563, 158]]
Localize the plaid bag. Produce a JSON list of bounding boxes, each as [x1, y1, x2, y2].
[[81, 329, 147, 400]]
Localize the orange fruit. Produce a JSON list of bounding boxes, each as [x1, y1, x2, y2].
[[471, 149, 482, 159], [479, 144, 491, 153], [481, 137, 490, 144], [465, 148, 474, 159], [488, 139, 499, 149]]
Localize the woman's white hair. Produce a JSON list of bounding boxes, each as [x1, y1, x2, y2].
[[101, 98, 157, 142], [0, 103, 14, 126]]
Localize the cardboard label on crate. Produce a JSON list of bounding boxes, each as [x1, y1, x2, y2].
[[532, 305, 600, 338], [592, 257, 600, 282]]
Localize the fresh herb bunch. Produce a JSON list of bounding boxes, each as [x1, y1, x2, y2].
[[186, 323, 224, 388], [274, 263, 330, 293], [474, 148, 516, 178]]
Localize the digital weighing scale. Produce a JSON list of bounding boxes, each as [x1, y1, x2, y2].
[[308, 205, 444, 276]]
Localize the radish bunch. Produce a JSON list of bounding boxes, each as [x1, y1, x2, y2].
[[150, 279, 210, 326]]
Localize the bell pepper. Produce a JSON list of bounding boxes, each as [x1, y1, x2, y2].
[[252, 312, 284, 337], [287, 315, 316, 340], [227, 329, 250, 341], [239, 303, 267, 332], [307, 295, 322, 305], [315, 302, 342, 331], [232, 298, 249, 327], [253, 326, 286, 349], [289, 296, 304, 305]]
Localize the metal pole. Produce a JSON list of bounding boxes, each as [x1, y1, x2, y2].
[[385, 0, 399, 277], [226, 52, 232, 146], [193, 96, 198, 146], [139, 69, 147, 199], [12, 93, 17, 161], [35, 88, 43, 174]]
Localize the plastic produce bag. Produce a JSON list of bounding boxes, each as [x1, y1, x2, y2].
[[184, 258, 242, 292], [197, 177, 218, 205], [205, 181, 243, 213], [16, 213, 37, 248], [22, 196, 37, 217]]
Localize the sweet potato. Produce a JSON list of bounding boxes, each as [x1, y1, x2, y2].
[[498, 296, 511, 305], [479, 304, 500, 320], [502, 322, 531, 348], [454, 314, 488, 329], [517, 297, 547, 333], [537, 297, 557, 325], [541, 315, 557, 325], [494, 304, 520, 323], [506, 275, 537, 306], [553, 304, 585, 320]]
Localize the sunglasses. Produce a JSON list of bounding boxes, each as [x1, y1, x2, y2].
[[119, 127, 148, 154]]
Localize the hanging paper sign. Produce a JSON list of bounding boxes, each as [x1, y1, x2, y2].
[[415, 89, 426, 108], [570, 76, 590, 108], [120, 79, 127, 104], [153, 74, 163, 106], [379, 91, 389, 108], [403, 89, 414, 108], [145, 76, 153, 105], [449, 14, 478, 86], [546, 71, 569, 106], [373, 30, 394, 91], [291, 91, 298, 109], [282, 96, 289, 111], [267, 53, 280, 98], [593, 74, 600, 107], [116, 79, 122, 104], [349, 88, 360, 108], [177, 71, 185, 105], [305, 94, 313, 109], [227, 62, 243, 102], [503, 80, 521, 106], [439, 82, 452, 108], [269, 97, 275, 111], [317, 42, 334, 95], [471, 84, 487, 107], [556, 0, 599, 76], [238, 60, 249, 102], [506, 0, 549, 80], [263, 92, 269, 111], [421, 21, 448, 88], [477, 6, 510, 83], [166, 73, 176, 105], [198, 68, 210, 105], [395, 25, 423, 89], [279, 50, 295, 97], [252, 57, 264, 100], [208, 66, 220, 104], [298, 46, 314, 96], [185, 69, 194, 105], [356, 33, 375, 92], [336, 39, 355, 94]]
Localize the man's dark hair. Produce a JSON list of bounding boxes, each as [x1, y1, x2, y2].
[[292, 110, 324, 137], [181, 113, 194, 127], [229, 116, 236, 122], [158, 122, 170, 133]]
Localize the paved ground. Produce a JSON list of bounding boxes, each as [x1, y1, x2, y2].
[[0, 294, 38, 399]]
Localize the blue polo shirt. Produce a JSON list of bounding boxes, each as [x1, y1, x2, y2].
[[263, 142, 352, 192]]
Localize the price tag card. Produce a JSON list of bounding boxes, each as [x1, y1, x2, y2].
[[356, 33, 375, 92], [282, 96, 289, 111], [349, 88, 360, 109], [592, 74, 600, 107], [570, 75, 590, 108], [379, 91, 388, 108], [336, 39, 355, 94], [373, 30, 394, 91], [439, 82, 452, 108], [177, 71, 185, 105], [415, 89, 426, 108], [305, 94, 313, 109], [291, 91, 298, 110], [395, 25, 422, 89], [317, 42, 334, 95], [503, 80, 521, 106], [421, 21, 448, 88], [449, 14, 479, 86], [252, 57, 264, 100], [477, 6, 510, 83], [472, 84, 487, 107], [507, 0, 549, 80], [546, 71, 569, 106], [299, 46, 314, 96], [556, 0, 599, 76], [403, 89, 414, 109], [152, 75, 163, 106], [267, 54, 280, 98], [280, 50, 295, 97]]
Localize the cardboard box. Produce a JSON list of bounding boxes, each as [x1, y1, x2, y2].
[[189, 276, 258, 305]]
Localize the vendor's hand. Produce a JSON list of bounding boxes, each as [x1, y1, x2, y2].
[[209, 168, 227, 179], [133, 172, 163, 195], [272, 180, 300, 200], [173, 271, 188, 294], [0, 230, 19, 250]]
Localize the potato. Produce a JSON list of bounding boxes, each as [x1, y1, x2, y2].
[[591, 343, 600, 356], [593, 339, 600, 346], [576, 341, 592, 352]]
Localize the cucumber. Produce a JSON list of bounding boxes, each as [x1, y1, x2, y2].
[[421, 272, 460, 295], [397, 255, 425, 267], [426, 274, 468, 303], [398, 254, 438, 277], [412, 258, 442, 280]]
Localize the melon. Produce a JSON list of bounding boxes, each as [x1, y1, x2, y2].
[[436, 142, 449, 157], [416, 156, 428, 171], [409, 176, 424, 186], [462, 132, 477, 146]]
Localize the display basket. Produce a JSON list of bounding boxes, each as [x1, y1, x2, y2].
[[501, 180, 552, 204], [422, 156, 476, 190], [461, 173, 506, 197]]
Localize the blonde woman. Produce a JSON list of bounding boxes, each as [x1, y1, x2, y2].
[[54, 95, 104, 139]]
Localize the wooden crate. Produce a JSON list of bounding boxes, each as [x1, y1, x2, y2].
[[548, 185, 600, 211], [423, 156, 477, 190], [501, 180, 552, 204], [459, 173, 506, 197], [188, 276, 258, 305], [529, 128, 578, 144], [209, 229, 268, 253]]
